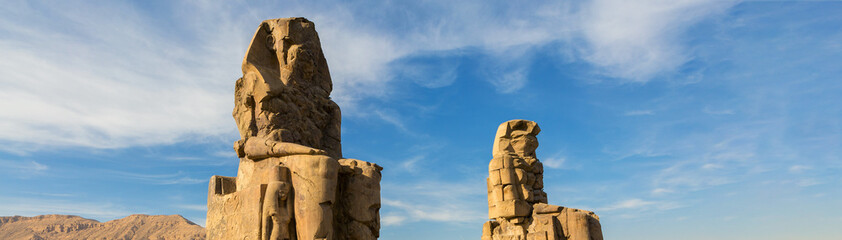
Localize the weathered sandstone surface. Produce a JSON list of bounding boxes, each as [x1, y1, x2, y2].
[[0, 214, 204, 240], [483, 120, 604, 240]]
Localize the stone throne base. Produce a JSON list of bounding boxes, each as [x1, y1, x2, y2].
[[482, 203, 603, 240], [207, 155, 381, 240]]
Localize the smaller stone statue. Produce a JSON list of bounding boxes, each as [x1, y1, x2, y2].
[[262, 181, 291, 240], [483, 120, 603, 240], [262, 166, 293, 240]]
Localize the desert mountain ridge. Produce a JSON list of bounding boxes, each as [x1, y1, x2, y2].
[[0, 214, 205, 240]]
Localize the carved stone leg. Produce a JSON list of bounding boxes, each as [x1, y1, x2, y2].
[[289, 155, 339, 240]]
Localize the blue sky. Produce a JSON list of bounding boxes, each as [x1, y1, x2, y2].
[[1, 0, 841, 239]]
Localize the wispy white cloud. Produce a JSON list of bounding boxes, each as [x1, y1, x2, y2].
[[381, 214, 407, 226], [381, 178, 486, 225], [651, 188, 674, 195], [0, 197, 133, 220], [174, 204, 207, 212], [611, 119, 776, 196], [625, 110, 655, 116], [212, 150, 237, 158], [313, 10, 409, 104], [107, 170, 206, 185], [165, 156, 204, 161], [382, 198, 485, 224], [596, 198, 683, 215], [653, 160, 735, 192], [574, 0, 735, 81], [0, 159, 49, 177], [543, 156, 567, 169], [399, 155, 425, 173], [22, 192, 75, 198], [163, 154, 235, 166], [703, 106, 736, 115], [597, 198, 656, 211], [701, 163, 724, 170], [0, 0, 738, 151], [788, 165, 812, 174], [609, 146, 669, 161], [0, 1, 235, 151], [796, 179, 822, 187], [373, 109, 412, 134], [393, 58, 460, 89], [489, 67, 529, 94]]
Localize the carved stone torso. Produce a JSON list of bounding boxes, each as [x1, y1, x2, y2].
[[233, 18, 342, 159]]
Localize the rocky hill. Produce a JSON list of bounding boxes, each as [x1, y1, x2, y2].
[[0, 214, 205, 240]]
